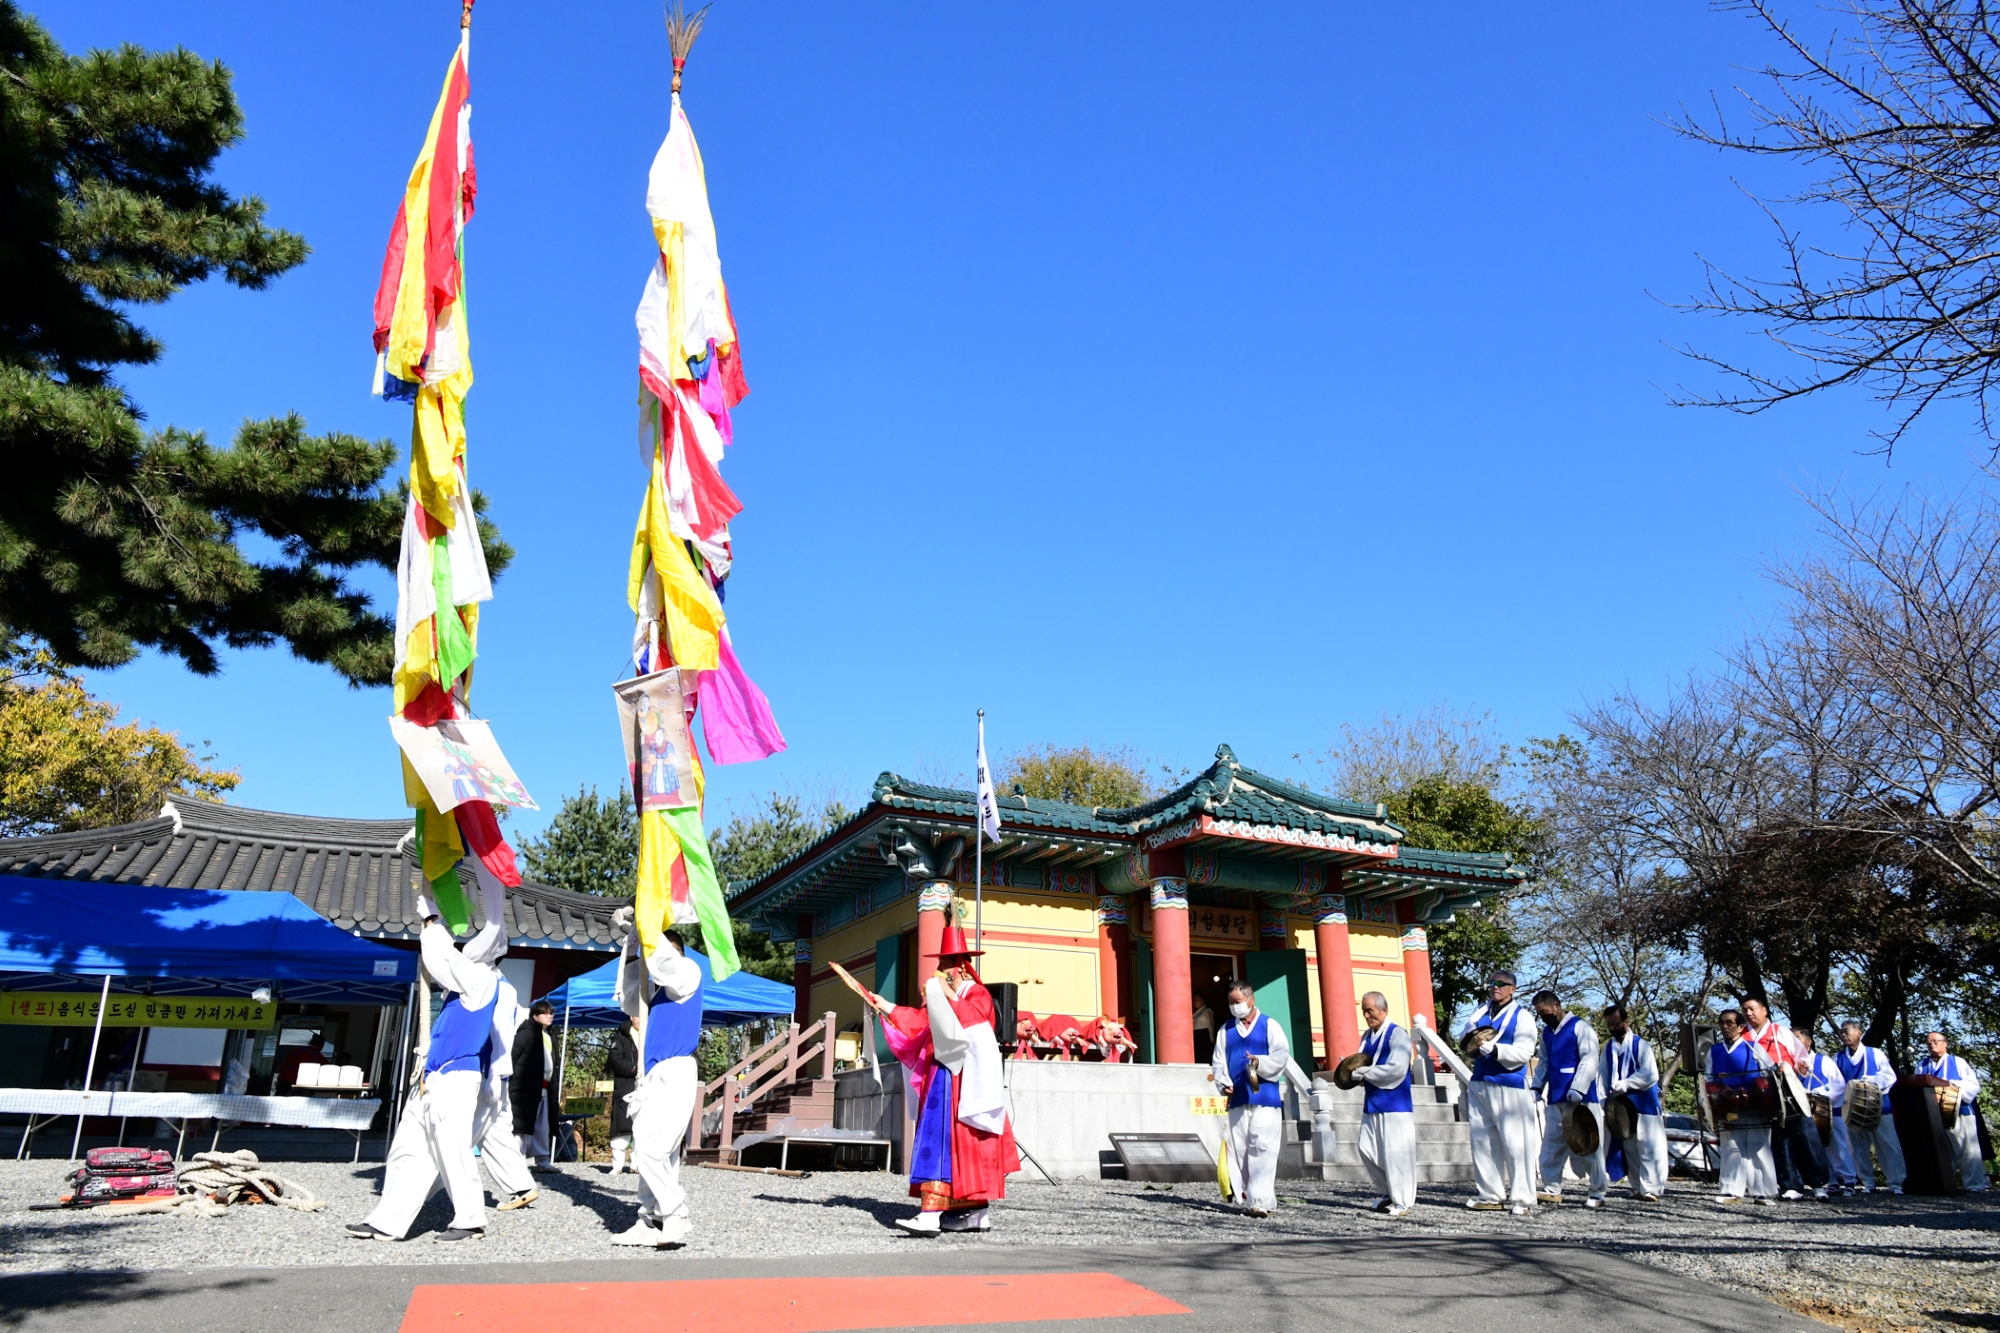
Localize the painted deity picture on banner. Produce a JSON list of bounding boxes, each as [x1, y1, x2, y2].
[[614, 668, 699, 811], [389, 717, 539, 814]]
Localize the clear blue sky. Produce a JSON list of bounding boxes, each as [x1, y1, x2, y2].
[[32, 1, 1991, 838]]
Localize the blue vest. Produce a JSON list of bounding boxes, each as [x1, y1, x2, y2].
[[1541, 1015, 1598, 1105], [643, 975, 704, 1073], [1801, 1053, 1836, 1098], [1836, 1045, 1882, 1085], [1361, 1021, 1413, 1115], [1470, 1003, 1526, 1087], [1918, 1055, 1977, 1114], [1224, 1013, 1282, 1109], [1709, 1037, 1761, 1087], [1606, 1033, 1661, 1116], [426, 987, 498, 1077]]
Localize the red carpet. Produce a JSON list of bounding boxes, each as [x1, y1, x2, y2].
[[398, 1272, 1190, 1332]]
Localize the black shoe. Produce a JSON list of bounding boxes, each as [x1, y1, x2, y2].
[[345, 1222, 395, 1241], [434, 1227, 485, 1242]]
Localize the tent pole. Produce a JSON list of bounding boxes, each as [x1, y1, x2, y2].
[[385, 983, 415, 1173], [69, 975, 111, 1161], [557, 1000, 571, 1104]]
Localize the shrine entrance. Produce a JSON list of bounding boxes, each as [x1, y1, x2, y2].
[[1189, 952, 1239, 1066]]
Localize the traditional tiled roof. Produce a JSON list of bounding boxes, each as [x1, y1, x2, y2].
[[871, 774, 1134, 836], [0, 799, 622, 951], [1102, 745, 1404, 857]]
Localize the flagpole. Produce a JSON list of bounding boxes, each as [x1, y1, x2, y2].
[[974, 710, 985, 954]]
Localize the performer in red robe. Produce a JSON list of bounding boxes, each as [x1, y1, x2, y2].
[[832, 925, 1019, 1235]]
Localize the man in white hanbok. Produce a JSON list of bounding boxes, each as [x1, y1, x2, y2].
[[1210, 981, 1309, 1217], [1600, 1004, 1669, 1201], [474, 964, 537, 1211], [1459, 970, 1539, 1215], [1918, 1031, 1989, 1193], [1797, 1030, 1853, 1196], [612, 911, 704, 1247], [1352, 991, 1417, 1217], [1532, 991, 1607, 1208], [1835, 1020, 1904, 1193], [1704, 1009, 1780, 1206], [350, 912, 505, 1242]]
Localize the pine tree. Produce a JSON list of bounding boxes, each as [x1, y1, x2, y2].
[[0, 4, 507, 684], [519, 787, 640, 898]]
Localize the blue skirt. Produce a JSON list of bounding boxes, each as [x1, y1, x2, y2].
[[909, 1065, 956, 1188]]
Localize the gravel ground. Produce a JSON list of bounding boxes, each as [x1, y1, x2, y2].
[[0, 1160, 1993, 1332]]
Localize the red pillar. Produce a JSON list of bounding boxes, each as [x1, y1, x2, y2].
[[1096, 895, 1133, 1020], [915, 880, 953, 989], [1313, 889, 1360, 1067], [1397, 898, 1438, 1032], [791, 913, 813, 1028], [1149, 877, 1194, 1063]]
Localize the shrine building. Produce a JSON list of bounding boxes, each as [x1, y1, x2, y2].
[[730, 745, 1528, 1067]]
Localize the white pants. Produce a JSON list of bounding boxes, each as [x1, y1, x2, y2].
[[631, 1056, 698, 1227], [365, 1068, 486, 1237], [1845, 1110, 1906, 1188], [1225, 1103, 1282, 1212], [1358, 1110, 1416, 1211], [1719, 1126, 1777, 1198], [610, 1136, 630, 1173], [1824, 1114, 1858, 1186], [1539, 1101, 1607, 1198], [519, 1093, 551, 1166], [474, 1078, 534, 1199], [1468, 1081, 1538, 1207], [1614, 1113, 1670, 1197], [1948, 1112, 1990, 1191]]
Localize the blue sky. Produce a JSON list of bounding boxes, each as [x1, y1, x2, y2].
[[32, 1, 1993, 839]]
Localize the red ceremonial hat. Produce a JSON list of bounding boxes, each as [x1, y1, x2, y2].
[[927, 921, 984, 959]]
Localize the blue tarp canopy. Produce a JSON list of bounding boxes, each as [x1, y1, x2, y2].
[[538, 951, 794, 1028], [0, 875, 417, 1002]]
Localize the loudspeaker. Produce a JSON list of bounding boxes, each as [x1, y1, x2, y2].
[[988, 982, 1019, 1059]]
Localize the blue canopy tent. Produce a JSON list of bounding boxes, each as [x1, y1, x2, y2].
[[0, 875, 417, 1000], [537, 950, 794, 1028], [0, 874, 420, 1157]]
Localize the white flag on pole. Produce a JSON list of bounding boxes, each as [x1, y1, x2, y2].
[[975, 713, 1002, 843]]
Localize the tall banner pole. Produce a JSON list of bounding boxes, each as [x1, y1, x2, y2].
[[69, 974, 111, 1161], [975, 710, 985, 954]]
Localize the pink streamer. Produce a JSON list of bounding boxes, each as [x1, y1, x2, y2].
[[697, 626, 786, 764]]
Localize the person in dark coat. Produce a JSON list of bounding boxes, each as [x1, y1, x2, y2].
[[511, 1001, 557, 1170], [607, 1017, 639, 1175]]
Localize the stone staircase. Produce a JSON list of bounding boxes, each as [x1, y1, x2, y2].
[[684, 1011, 839, 1165], [1297, 1080, 1474, 1183]]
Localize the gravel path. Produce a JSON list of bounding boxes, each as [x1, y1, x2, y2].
[[0, 1160, 1992, 1331]]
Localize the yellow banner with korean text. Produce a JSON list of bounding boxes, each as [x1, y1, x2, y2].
[[0, 993, 277, 1029]]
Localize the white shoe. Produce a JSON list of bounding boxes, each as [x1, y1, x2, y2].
[[1813, 1187, 1828, 1200], [611, 1220, 668, 1248], [1887, 1185, 1904, 1195], [895, 1211, 943, 1236], [1384, 1205, 1412, 1218], [1583, 1197, 1603, 1209], [1508, 1204, 1530, 1216], [655, 1214, 690, 1245], [1716, 1194, 1743, 1204], [1754, 1197, 1777, 1207], [1780, 1189, 1803, 1201], [940, 1207, 990, 1232]]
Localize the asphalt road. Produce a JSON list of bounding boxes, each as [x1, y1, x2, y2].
[[0, 1236, 1824, 1333]]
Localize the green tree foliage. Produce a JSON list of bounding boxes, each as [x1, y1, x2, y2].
[[518, 787, 638, 898], [520, 786, 849, 985], [0, 5, 507, 683], [709, 792, 851, 982], [0, 635, 237, 836], [1002, 743, 1150, 808]]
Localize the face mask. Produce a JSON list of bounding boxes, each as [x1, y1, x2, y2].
[[1229, 1002, 1251, 1021], [1540, 1009, 1561, 1028]]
